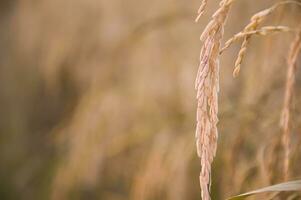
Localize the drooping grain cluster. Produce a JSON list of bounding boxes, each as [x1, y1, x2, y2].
[[220, 0, 301, 77], [281, 27, 301, 181], [195, 0, 234, 199], [196, 0, 301, 199]]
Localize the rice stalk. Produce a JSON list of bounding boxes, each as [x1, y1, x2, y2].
[[195, 0, 235, 199], [221, 26, 292, 53], [280, 27, 301, 181]]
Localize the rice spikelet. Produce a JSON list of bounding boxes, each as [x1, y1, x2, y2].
[[195, 0, 208, 22]]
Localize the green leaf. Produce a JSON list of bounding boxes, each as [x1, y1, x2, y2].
[[227, 180, 301, 200]]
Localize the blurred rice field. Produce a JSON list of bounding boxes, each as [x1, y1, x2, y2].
[[0, 0, 300, 199]]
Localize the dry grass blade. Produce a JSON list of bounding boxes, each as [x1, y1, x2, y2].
[[195, 0, 234, 199], [227, 180, 301, 200], [280, 27, 301, 181]]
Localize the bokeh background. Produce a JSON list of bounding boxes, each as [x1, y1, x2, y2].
[[0, 0, 301, 199]]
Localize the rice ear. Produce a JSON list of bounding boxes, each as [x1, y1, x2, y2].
[[195, 0, 233, 199], [220, 0, 301, 77]]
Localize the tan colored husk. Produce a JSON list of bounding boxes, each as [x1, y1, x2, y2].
[[195, 0, 234, 199], [195, 0, 208, 22], [280, 27, 301, 181]]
